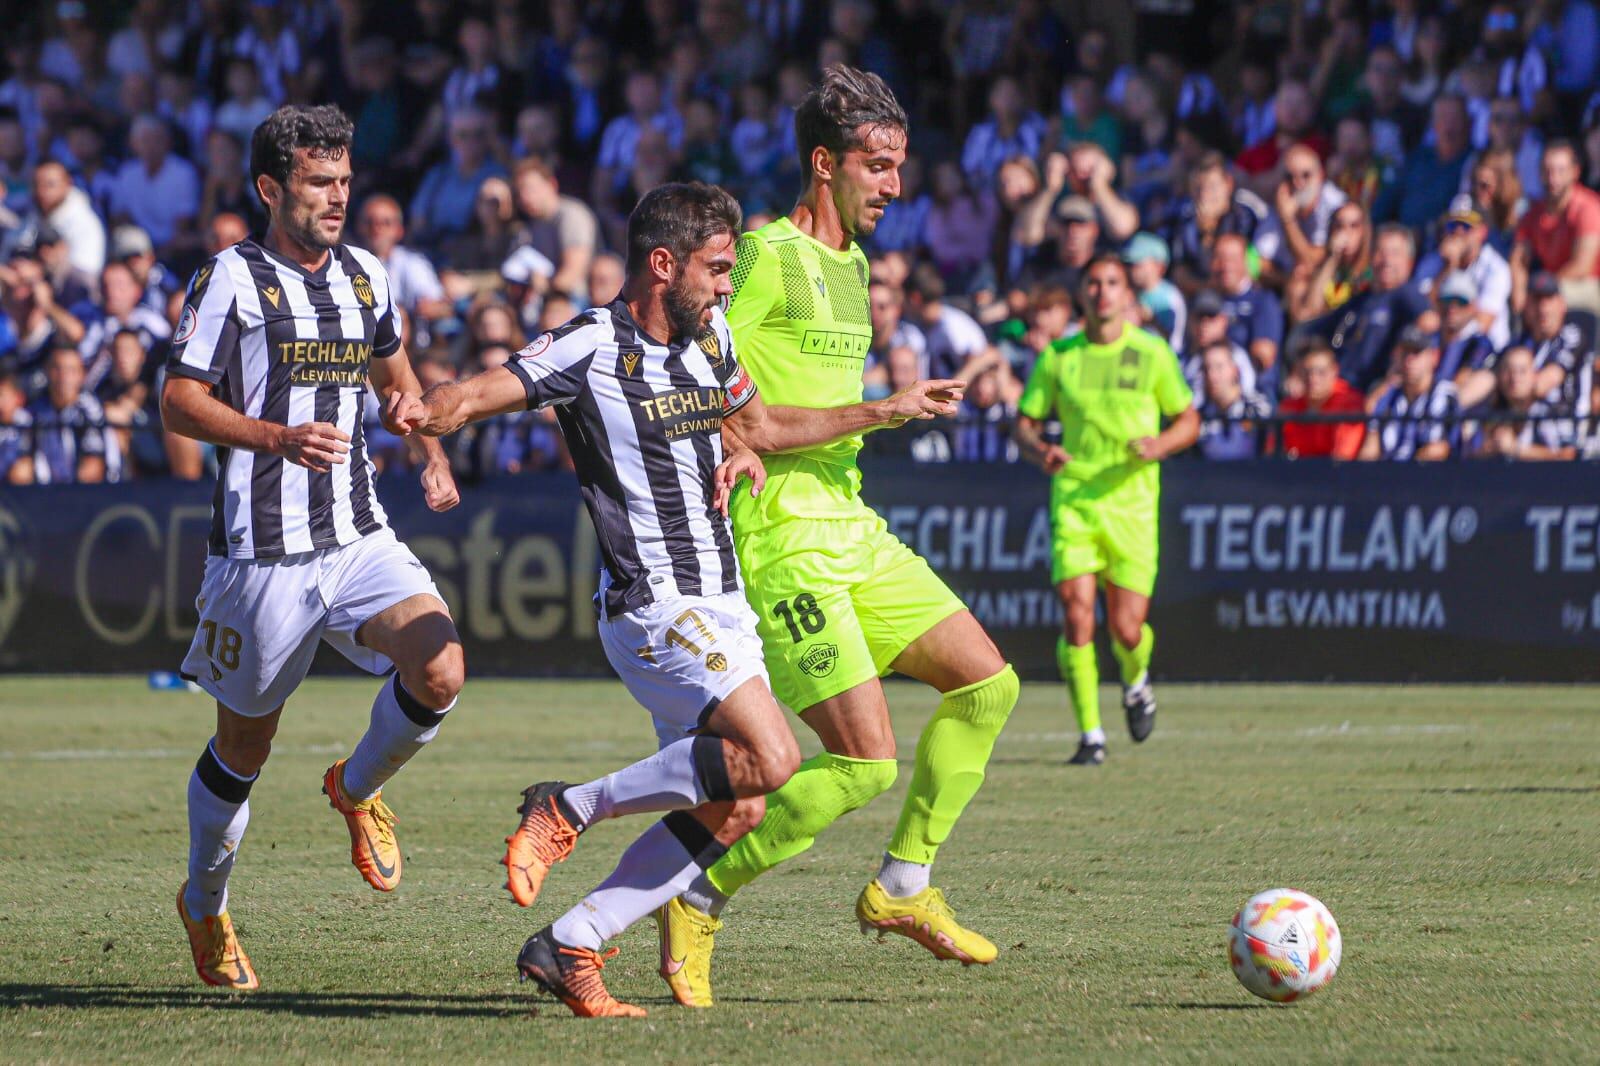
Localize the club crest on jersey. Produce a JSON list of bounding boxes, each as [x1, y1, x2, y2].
[[705, 652, 727, 672], [799, 642, 838, 678], [620, 348, 642, 376], [174, 304, 198, 344], [696, 330, 723, 366], [352, 274, 374, 307], [261, 284, 281, 309]]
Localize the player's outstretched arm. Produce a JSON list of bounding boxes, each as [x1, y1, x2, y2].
[[161, 375, 351, 473], [390, 367, 529, 438], [724, 379, 966, 454], [371, 345, 459, 512]]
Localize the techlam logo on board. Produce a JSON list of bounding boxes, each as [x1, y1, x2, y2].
[[1183, 504, 1480, 633]]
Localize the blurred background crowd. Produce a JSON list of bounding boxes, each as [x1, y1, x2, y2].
[[4, 0, 1600, 487]]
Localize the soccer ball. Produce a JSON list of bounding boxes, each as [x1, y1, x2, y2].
[[1228, 888, 1341, 1002]]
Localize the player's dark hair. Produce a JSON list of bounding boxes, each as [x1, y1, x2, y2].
[[1078, 252, 1131, 287], [794, 65, 908, 183], [625, 181, 742, 276], [249, 105, 354, 206]]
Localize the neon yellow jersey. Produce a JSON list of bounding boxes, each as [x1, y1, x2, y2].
[[725, 216, 874, 532], [1018, 323, 1192, 501]]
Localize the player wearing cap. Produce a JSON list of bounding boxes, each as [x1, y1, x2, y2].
[[1015, 253, 1199, 766]]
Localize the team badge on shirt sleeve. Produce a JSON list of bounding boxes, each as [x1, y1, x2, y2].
[[520, 333, 553, 359], [174, 304, 198, 344]]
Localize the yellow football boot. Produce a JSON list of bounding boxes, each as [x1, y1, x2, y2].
[[855, 879, 998, 965], [655, 897, 721, 1007], [177, 883, 259, 990], [322, 760, 402, 891]]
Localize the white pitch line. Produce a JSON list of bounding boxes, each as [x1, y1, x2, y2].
[[0, 743, 347, 762], [995, 723, 1475, 744]]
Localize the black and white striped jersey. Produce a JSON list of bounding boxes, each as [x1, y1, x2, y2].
[[166, 238, 400, 559], [506, 299, 759, 618]]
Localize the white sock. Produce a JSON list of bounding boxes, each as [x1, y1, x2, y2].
[[877, 853, 931, 898], [343, 676, 452, 801], [550, 812, 728, 950], [185, 741, 255, 918], [680, 873, 730, 917], [559, 735, 728, 829], [1084, 728, 1107, 746]]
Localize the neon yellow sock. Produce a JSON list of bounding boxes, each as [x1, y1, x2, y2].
[[705, 752, 897, 897], [887, 665, 1019, 865], [1057, 637, 1100, 735], [1112, 624, 1154, 686]]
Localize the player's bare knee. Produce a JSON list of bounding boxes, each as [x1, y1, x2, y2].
[[403, 645, 464, 710], [753, 739, 800, 794], [1110, 613, 1143, 650], [1064, 603, 1096, 645], [215, 734, 272, 776], [722, 794, 767, 839]]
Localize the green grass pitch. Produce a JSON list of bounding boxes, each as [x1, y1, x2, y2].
[[1, 677, 1596, 1063]]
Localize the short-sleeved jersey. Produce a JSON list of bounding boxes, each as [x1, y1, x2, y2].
[[1019, 322, 1192, 501], [505, 299, 757, 618], [723, 216, 873, 532], [166, 238, 400, 559]]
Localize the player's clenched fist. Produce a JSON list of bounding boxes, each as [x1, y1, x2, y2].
[[421, 459, 460, 512], [1039, 444, 1071, 474], [274, 421, 350, 472]]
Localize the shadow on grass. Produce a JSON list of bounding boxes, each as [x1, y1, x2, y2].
[[0, 984, 891, 1017], [0, 983, 530, 1019], [1131, 1001, 1269, 1011]]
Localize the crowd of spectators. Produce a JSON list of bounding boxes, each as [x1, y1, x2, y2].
[[4, 0, 1600, 487]]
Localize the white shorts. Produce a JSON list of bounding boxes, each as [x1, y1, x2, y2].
[[181, 528, 445, 717], [598, 589, 769, 750]]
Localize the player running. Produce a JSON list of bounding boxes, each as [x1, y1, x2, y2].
[[161, 106, 464, 990], [1014, 254, 1199, 766], [390, 182, 963, 1017], [657, 67, 1021, 1007]]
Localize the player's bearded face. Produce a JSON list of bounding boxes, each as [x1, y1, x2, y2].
[[834, 126, 906, 238], [277, 149, 352, 252], [664, 234, 735, 340]]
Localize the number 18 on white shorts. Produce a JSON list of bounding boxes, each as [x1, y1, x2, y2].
[[599, 588, 769, 750], [181, 529, 445, 717]]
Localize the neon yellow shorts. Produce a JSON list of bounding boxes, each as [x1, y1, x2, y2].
[[736, 510, 965, 712], [1050, 489, 1159, 595]]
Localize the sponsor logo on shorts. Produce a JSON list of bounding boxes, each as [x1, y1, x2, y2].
[[799, 642, 838, 678], [705, 651, 727, 672]]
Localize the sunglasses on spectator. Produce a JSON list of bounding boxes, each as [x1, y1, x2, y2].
[[1444, 220, 1474, 233], [1440, 296, 1471, 306], [1288, 169, 1317, 180]]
